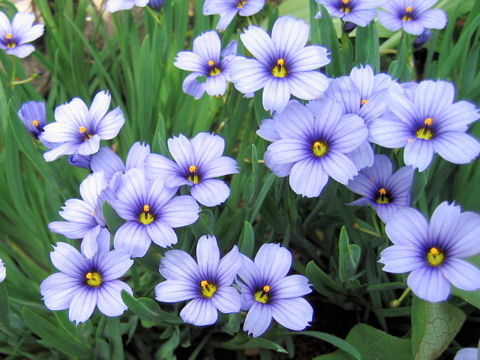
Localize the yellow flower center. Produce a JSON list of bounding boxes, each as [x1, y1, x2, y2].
[[207, 59, 222, 77], [139, 204, 154, 225], [340, 5, 351, 14], [272, 58, 287, 78], [254, 285, 271, 304], [426, 247, 445, 267], [32, 120, 39, 127], [200, 280, 217, 298], [237, 0, 247, 9], [402, 6, 414, 21], [312, 141, 328, 157], [6, 33, 12, 40], [187, 165, 200, 184], [376, 187, 390, 204], [361, 99, 368, 106], [415, 117, 434, 140], [85, 271, 102, 287], [79, 126, 87, 133]]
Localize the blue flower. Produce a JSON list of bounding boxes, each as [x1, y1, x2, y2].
[[315, 0, 387, 27], [110, 169, 200, 258], [0, 11, 44, 58], [48, 172, 109, 258], [378, 0, 447, 35], [91, 142, 151, 192], [379, 202, 480, 302], [261, 100, 368, 197], [203, 0, 265, 31], [68, 153, 93, 170], [237, 243, 313, 337], [346, 154, 414, 223], [155, 235, 242, 326], [146, 132, 238, 207], [454, 348, 479, 360], [42, 91, 125, 162], [148, 0, 163, 11], [230, 16, 330, 113], [175, 31, 237, 99], [40, 236, 133, 324], [18, 101, 46, 139], [106, 0, 148, 13], [369, 80, 480, 171]]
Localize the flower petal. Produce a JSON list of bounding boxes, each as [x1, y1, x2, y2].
[[68, 287, 97, 324], [385, 207, 429, 247], [191, 179, 230, 207], [180, 298, 218, 326], [407, 267, 451, 302], [114, 222, 151, 258], [289, 157, 329, 197], [244, 302, 272, 337], [155, 279, 198, 302], [271, 297, 313, 331], [211, 286, 241, 314], [97, 280, 132, 317]]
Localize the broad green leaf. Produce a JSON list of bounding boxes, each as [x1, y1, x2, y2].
[[338, 227, 361, 282], [306, 261, 344, 297], [239, 221, 255, 257], [315, 323, 411, 360], [411, 296, 466, 360]]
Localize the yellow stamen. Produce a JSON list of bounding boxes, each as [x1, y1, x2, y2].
[[187, 165, 200, 184], [139, 205, 154, 225], [415, 128, 433, 140], [254, 285, 271, 304], [32, 120, 39, 127], [7, 42, 16, 49], [379, 188, 387, 195], [189, 165, 197, 173], [237, 0, 247, 8], [6, 33, 12, 40], [402, 6, 414, 21], [85, 271, 102, 287], [340, 6, 351, 14], [209, 67, 222, 77], [342, 0, 349, 3], [200, 280, 217, 298], [361, 99, 368, 106], [91, 211, 95, 217], [208, 60, 215, 67], [312, 141, 328, 157], [408, 139, 413, 143], [426, 247, 445, 267], [272, 58, 287, 78], [79, 126, 87, 133], [424, 117, 433, 126], [376, 187, 390, 204], [406, 6, 413, 12]]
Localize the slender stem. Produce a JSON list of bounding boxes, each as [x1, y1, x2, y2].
[[390, 287, 411, 307], [352, 222, 381, 238], [11, 73, 39, 86], [10, 55, 16, 89]]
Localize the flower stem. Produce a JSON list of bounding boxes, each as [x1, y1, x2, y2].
[[390, 287, 411, 307], [10, 55, 16, 89]]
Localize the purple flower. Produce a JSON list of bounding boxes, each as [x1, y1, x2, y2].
[[40, 236, 133, 324], [48, 172, 109, 258], [105, 0, 148, 12], [315, 0, 386, 27], [346, 154, 414, 223], [148, 0, 163, 11], [262, 100, 368, 197], [18, 101, 46, 139], [369, 80, 480, 172], [203, 0, 265, 31], [68, 153, 93, 170], [378, 0, 447, 35], [237, 243, 313, 337], [0, 11, 44, 58], [0, 258, 5, 283], [379, 202, 480, 302], [155, 235, 242, 326], [42, 91, 125, 162], [454, 348, 479, 360], [230, 16, 330, 113], [91, 142, 150, 192], [175, 31, 236, 99], [146, 132, 238, 207], [110, 169, 200, 258]]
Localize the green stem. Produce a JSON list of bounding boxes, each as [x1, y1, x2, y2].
[[11, 73, 39, 86], [10, 55, 16, 89], [390, 287, 411, 307]]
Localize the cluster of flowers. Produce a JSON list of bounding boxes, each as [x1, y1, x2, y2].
[[15, 86, 312, 336]]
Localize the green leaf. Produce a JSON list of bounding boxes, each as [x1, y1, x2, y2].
[[0, 285, 9, 326], [315, 323, 411, 360], [295, 331, 361, 360], [216, 333, 288, 353], [411, 296, 466, 360], [338, 227, 361, 282], [22, 308, 92, 358], [239, 221, 255, 257], [121, 291, 183, 325], [306, 261, 344, 297], [102, 201, 124, 234]]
